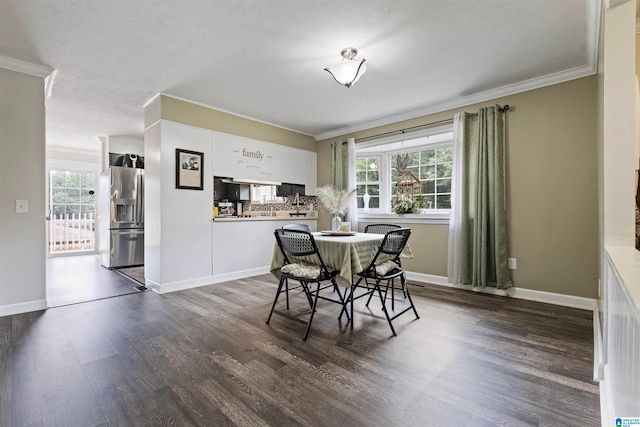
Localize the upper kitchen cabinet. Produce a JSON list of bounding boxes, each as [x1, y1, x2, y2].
[[227, 183, 250, 201], [212, 131, 312, 187], [304, 151, 317, 196]]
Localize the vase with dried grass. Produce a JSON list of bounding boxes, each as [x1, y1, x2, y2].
[[316, 185, 355, 231]]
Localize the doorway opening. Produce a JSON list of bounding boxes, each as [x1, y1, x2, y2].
[[47, 170, 96, 255]]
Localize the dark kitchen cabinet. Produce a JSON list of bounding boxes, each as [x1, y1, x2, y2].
[[276, 183, 305, 197], [214, 177, 228, 201], [228, 184, 250, 201]]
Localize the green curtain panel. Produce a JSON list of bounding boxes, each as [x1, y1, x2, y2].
[[332, 140, 348, 191], [330, 139, 358, 228], [449, 105, 513, 289]]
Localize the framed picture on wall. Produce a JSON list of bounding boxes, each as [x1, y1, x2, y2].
[[176, 149, 204, 190]]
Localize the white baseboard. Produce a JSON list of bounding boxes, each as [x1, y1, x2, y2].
[[151, 270, 598, 312], [0, 299, 47, 317], [406, 272, 597, 311], [147, 267, 270, 294], [600, 365, 613, 427], [593, 300, 605, 381]]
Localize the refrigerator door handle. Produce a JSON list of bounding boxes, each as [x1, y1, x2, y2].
[[135, 172, 144, 226]]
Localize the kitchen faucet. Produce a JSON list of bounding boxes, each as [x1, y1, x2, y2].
[[294, 192, 300, 214]]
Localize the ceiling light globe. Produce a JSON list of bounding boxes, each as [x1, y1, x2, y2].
[[325, 48, 367, 88]]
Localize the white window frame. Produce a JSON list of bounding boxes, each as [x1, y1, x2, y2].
[[356, 123, 453, 224], [355, 155, 383, 213]]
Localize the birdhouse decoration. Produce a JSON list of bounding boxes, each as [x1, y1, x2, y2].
[[393, 153, 423, 214]]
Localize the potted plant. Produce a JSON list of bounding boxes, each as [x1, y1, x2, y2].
[[391, 195, 425, 214]]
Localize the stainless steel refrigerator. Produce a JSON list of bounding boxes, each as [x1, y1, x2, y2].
[[99, 166, 144, 268]]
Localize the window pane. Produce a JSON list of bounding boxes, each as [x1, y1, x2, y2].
[[65, 172, 81, 188], [369, 196, 380, 208], [51, 204, 66, 217], [436, 163, 452, 178], [65, 188, 81, 204], [81, 190, 95, 204], [421, 165, 435, 180], [80, 173, 95, 188], [66, 205, 81, 216], [437, 178, 451, 193], [356, 171, 367, 181], [51, 188, 66, 204], [436, 147, 453, 162], [81, 205, 94, 216], [391, 169, 400, 183], [437, 195, 451, 209], [407, 152, 419, 166], [423, 195, 435, 209], [356, 158, 368, 170], [367, 158, 379, 170], [50, 171, 66, 187], [421, 149, 435, 164], [367, 185, 379, 196], [367, 170, 379, 181], [423, 180, 435, 193]]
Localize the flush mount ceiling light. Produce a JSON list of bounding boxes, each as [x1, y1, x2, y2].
[[324, 47, 367, 88]]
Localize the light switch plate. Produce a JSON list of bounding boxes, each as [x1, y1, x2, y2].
[[15, 200, 28, 213]]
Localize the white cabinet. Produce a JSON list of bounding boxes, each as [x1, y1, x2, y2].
[[304, 151, 317, 195], [213, 131, 308, 184], [212, 219, 317, 279]]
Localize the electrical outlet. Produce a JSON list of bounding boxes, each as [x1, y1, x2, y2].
[[15, 200, 28, 213], [508, 258, 517, 269]]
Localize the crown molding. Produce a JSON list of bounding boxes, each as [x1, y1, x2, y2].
[[142, 92, 162, 109], [0, 55, 54, 78], [157, 92, 314, 137], [314, 0, 602, 141], [46, 144, 101, 157]]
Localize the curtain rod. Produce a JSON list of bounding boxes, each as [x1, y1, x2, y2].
[[354, 104, 511, 144]]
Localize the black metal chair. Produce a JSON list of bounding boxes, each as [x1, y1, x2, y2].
[[365, 223, 407, 298], [267, 228, 349, 340], [282, 223, 312, 232], [364, 223, 401, 234], [341, 228, 419, 336]]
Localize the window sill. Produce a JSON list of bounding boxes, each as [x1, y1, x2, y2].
[[358, 212, 450, 225]]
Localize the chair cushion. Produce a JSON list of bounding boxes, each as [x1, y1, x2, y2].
[[281, 262, 322, 279], [375, 260, 400, 276]]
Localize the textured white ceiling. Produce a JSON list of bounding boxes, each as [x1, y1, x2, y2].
[[0, 0, 599, 152]]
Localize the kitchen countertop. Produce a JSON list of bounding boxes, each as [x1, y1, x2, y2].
[[214, 215, 317, 222]]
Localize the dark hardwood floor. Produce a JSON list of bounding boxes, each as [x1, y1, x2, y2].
[[1, 274, 600, 426], [47, 255, 142, 307]]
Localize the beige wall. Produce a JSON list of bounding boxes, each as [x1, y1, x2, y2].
[[318, 76, 599, 299], [0, 68, 47, 310], [158, 95, 317, 151]]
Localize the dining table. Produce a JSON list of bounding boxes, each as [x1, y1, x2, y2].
[[270, 231, 413, 285]]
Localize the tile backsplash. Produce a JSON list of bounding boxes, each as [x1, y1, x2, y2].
[[243, 195, 316, 213]]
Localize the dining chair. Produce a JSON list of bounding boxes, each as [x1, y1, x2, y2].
[[364, 223, 407, 298], [341, 228, 419, 336], [267, 228, 350, 340], [282, 223, 312, 232], [363, 223, 401, 234]]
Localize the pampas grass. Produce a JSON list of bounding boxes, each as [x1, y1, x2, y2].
[[316, 185, 355, 215]]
